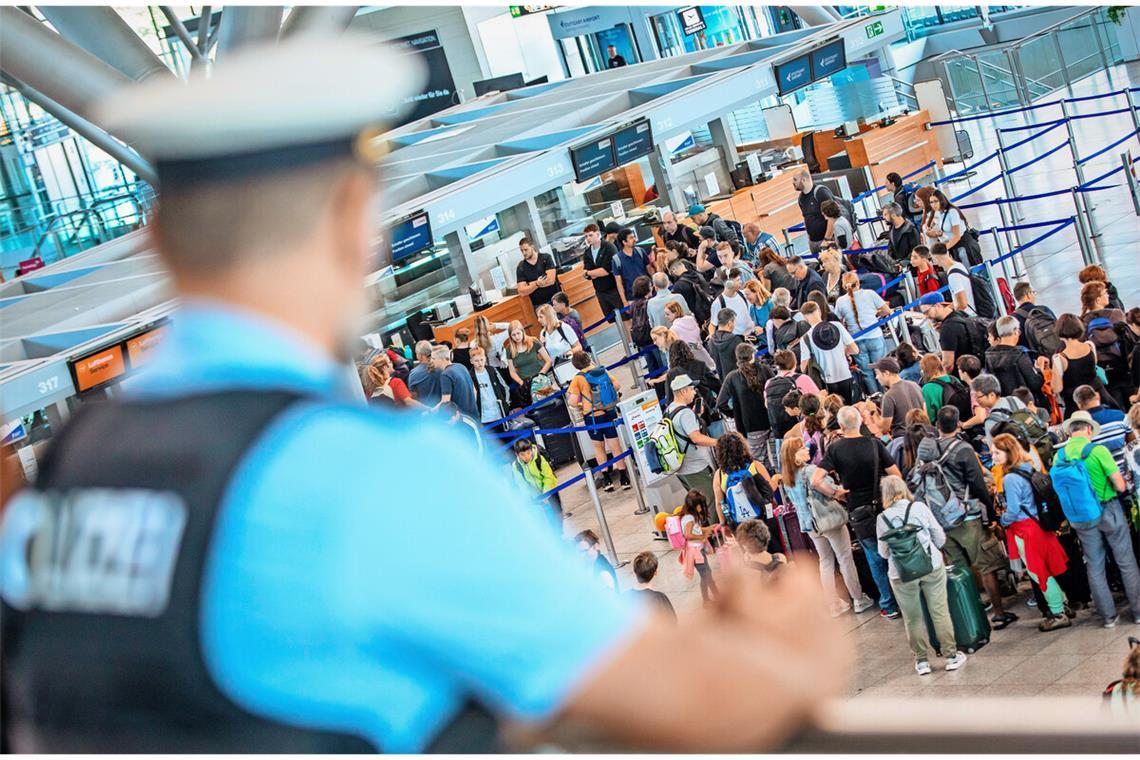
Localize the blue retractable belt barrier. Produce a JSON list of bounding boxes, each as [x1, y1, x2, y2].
[[951, 172, 1003, 201], [935, 150, 1000, 185], [1077, 128, 1140, 167], [1007, 141, 1069, 174], [997, 117, 1068, 135]]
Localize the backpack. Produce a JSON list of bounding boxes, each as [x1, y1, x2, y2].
[[856, 250, 900, 278], [582, 367, 619, 414], [775, 320, 810, 351], [880, 501, 935, 582], [765, 373, 802, 434], [722, 466, 767, 526], [722, 217, 744, 242], [996, 277, 1015, 316], [630, 299, 652, 347], [988, 404, 1054, 467], [1003, 468, 1066, 532], [907, 441, 968, 529], [1024, 306, 1062, 357], [563, 315, 590, 352], [1050, 442, 1105, 525], [944, 311, 989, 360], [665, 514, 687, 550], [644, 407, 690, 475], [1087, 315, 1124, 367], [949, 267, 998, 320], [932, 376, 972, 421], [803, 464, 849, 533], [817, 186, 857, 229]]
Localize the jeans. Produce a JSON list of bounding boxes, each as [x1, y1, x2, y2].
[[1072, 497, 1140, 622], [854, 335, 887, 393], [809, 524, 865, 603], [859, 536, 899, 613], [891, 564, 958, 662]]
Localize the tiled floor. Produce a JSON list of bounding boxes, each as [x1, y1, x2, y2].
[[550, 65, 1140, 700]]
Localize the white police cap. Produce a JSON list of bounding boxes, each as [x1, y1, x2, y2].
[[93, 33, 425, 184]]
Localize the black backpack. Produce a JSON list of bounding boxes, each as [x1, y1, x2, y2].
[[950, 267, 997, 319], [932, 376, 972, 420], [722, 217, 744, 242], [1023, 306, 1061, 357], [945, 312, 989, 359], [765, 373, 801, 434], [856, 251, 900, 277], [1003, 468, 1065, 532], [775, 320, 810, 351], [630, 299, 652, 347]]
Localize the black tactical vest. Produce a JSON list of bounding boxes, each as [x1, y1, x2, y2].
[[1, 391, 498, 753]]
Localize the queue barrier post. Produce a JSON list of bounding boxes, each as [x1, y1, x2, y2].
[[613, 309, 648, 392], [994, 127, 1023, 223], [987, 227, 1012, 317], [621, 442, 654, 524], [583, 459, 623, 568], [1060, 100, 1102, 239], [1122, 151, 1140, 217], [1070, 206, 1095, 267], [1127, 89, 1140, 142], [996, 201, 1026, 272]]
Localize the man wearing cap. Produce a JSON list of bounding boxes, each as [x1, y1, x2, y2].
[[0, 34, 850, 754], [871, 357, 925, 439], [667, 374, 720, 508], [688, 203, 739, 244], [1053, 411, 1140, 627], [581, 223, 624, 321]]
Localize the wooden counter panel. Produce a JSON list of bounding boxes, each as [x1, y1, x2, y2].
[[685, 165, 807, 239], [558, 266, 605, 331], [432, 293, 538, 346]]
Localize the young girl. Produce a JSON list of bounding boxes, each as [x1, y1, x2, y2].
[[680, 489, 720, 603]]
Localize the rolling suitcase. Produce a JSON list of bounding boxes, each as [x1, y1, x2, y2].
[[851, 540, 883, 603], [1055, 529, 1092, 608], [921, 563, 991, 655], [531, 397, 577, 467]]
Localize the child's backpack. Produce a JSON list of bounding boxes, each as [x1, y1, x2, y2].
[[880, 501, 934, 582], [1050, 442, 1105, 525], [582, 367, 619, 414], [908, 442, 968, 529], [722, 466, 771, 527], [1003, 468, 1066, 532], [665, 514, 687, 550], [644, 408, 689, 475]]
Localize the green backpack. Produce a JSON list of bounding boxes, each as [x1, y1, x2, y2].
[[880, 501, 934, 582]]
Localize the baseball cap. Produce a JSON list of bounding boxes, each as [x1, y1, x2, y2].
[[670, 374, 694, 392], [688, 204, 705, 216], [918, 292, 948, 308]]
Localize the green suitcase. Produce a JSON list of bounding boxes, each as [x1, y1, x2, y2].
[[921, 563, 991, 655]]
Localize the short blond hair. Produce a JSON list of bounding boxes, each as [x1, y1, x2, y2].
[[880, 475, 912, 507]]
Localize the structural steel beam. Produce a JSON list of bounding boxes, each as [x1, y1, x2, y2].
[[281, 6, 359, 36], [0, 7, 132, 118], [216, 6, 284, 56], [1, 75, 157, 186], [36, 6, 172, 81], [789, 5, 841, 26], [159, 6, 205, 63]]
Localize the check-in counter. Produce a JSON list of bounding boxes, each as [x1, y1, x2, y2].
[[432, 293, 537, 346], [796, 111, 941, 188], [430, 266, 603, 345], [683, 164, 808, 241]]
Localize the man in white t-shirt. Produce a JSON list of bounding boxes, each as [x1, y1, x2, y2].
[[711, 278, 755, 336], [932, 242, 975, 314], [799, 301, 859, 402], [667, 374, 719, 507]]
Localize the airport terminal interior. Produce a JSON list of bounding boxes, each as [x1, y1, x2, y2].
[[5, 2, 1140, 752]]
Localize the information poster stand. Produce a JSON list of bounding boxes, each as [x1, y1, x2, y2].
[[618, 391, 688, 532]]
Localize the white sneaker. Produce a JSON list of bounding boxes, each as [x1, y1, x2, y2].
[[915, 660, 932, 676], [945, 652, 968, 671], [829, 600, 851, 618], [852, 594, 875, 614]]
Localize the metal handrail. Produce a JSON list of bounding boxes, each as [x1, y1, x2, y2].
[[973, 57, 1052, 94], [29, 193, 149, 260], [1014, 6, 1102, 49]]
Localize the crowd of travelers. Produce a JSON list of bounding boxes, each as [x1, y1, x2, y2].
[[357, 172, 1140, 681]]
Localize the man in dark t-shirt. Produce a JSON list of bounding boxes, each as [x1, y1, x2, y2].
[[516, 236, 561, 308], [629, 552, 676, 622], [607, 45, 628, 68], [660, 211, 701, 251], [792, 170, 834, 253], [581, 223, 624, 319], [816, 405, 902, 618]]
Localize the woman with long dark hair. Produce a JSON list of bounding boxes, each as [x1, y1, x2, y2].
[[712, 431, 777, 527], [716, 342, 775, 467], [924, 188, 972, 263], [666, 338, 720, 408]]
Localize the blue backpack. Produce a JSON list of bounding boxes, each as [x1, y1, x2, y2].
[[582, 368, 619, 414], [1050, 443, 1104, 525], [722, 467, 765, 526]]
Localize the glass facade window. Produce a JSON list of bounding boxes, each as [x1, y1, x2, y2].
[[649, 6, 747, 57]]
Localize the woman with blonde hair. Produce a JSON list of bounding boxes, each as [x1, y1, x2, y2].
[[835, 271, 892, 392], [876, 475, 965, 675], [743, 279, 773, 328], [473, 314, 510, 370], [536, 303, 582, 364], [362, 353, 418, 408], [818, 245, 845, 301], [505, 320, 552, 407]]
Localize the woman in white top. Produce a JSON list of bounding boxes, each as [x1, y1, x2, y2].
[[818, 245, 845, 302], [875, 476, 966, 676], [923, 188, 968, 260], [834, 272, 892, 393], [536, 303, 581, 363]]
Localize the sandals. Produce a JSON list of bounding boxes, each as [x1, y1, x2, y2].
[[990, 612, 1019, 630]]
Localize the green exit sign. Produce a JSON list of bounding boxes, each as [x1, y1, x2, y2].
[[865, 20, 885, 38]]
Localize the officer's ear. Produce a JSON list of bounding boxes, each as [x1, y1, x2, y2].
[[326, 165, 377, 275]]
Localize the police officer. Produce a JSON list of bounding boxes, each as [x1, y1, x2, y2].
[[0, 34, 849, 753]]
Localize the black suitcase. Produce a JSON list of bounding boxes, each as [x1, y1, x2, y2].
[[851, 540, 883, 603], [1055, 529, 1092, 608], [531, 397, 577, 467]]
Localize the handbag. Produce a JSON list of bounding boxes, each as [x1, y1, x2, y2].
[[803, 465, 849, 533]]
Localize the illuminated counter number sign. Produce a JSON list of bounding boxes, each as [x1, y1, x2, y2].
[[72, 345, 126, 393]]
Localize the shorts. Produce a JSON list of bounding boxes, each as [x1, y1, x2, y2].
[[587, 409, 620, 442], [944, 519, 1008, 576], [596, 289, 625, 321]]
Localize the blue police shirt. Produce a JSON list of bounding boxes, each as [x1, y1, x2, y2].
[[20, 301, 646, 752]]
